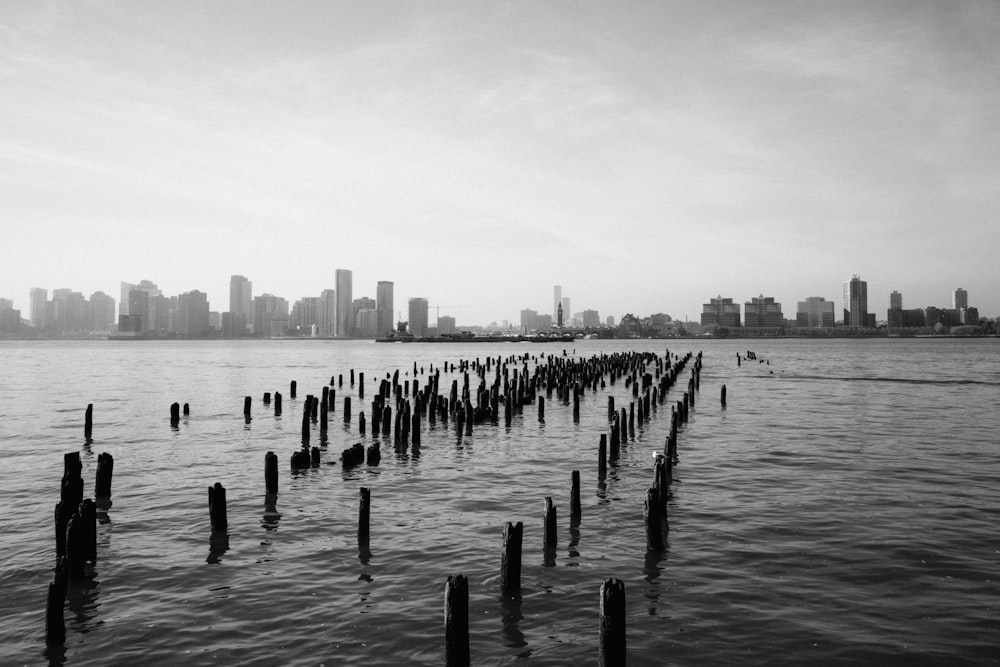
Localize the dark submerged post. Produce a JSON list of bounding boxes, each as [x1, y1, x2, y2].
[[359, 487, 370, 538], [84, 404, 93, 438], [170, 402, 180, 426], [599, 578, 626, 666], [265, 451, 278, 493], [543, 497, 557, 548], [208, 483, 228, 533], [721, 384, 727, 407], [444, 575, 470, 666], [571, 470, 582, 519], [500, 521, 523, 594]]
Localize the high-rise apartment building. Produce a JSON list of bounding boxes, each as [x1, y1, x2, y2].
[[376, 281, 394, 337], [953, 288, 968, 310], [744, 295, 783, 328], [317, 289, 336, 337], [890, 291, 902, 309], [335, 269, 353, 337], [177, 290, 210, 337], [408, 298, 429, 337], [29, 288, 47, 328], [796, 297, 836, 328], [437, 315, 456, 335], [701, 296, 741, 328], [89, 291, 116, 332], [253, 294, 288, 338], [228, 275, 253, 336], [843, 275, 868, 327]]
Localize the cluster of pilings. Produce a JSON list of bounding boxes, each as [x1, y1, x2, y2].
[[54, 346, 718, 660], [47, 450, 113, 646]]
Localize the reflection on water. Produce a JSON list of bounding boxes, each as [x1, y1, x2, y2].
[[262, 493, 281, 532], [207, 531, 229, 564], [358, 535, 372, 565], [643, 549, 667, 615], [66, 576, 103, 634], [499, 594, 528, 651]]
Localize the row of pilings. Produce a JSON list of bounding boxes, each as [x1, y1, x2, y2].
[[49, 347, 712, 663]]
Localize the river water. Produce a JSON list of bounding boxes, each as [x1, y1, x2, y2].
[[0, 338, 997, 665]]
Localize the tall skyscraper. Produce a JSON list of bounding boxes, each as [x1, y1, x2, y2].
[[890, 291, 902, 309], [335, 269, 353, 337], [228, 275, 253, 335], [29, 288, 47, 328], [177, 290, 210, 337], [953, 288, 968, 310], [408, 298, 429, 336], [553, 285, 562, 321], [843, 275, 868, 327], [376, 281, 394, 337], [89, 291, 116, 332]]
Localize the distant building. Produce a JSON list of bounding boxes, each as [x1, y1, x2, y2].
[[228, 275, 253, 336], [0, 300, 21, 334], [796, 297, 836, 328], [520, 308, 540, 333], [953, 288, 968, 310], [253, 294, 289, 338], [606, 315, 615, 328], [437, 315, 456, 335], [376, 281, 394, 337], [961, 306, 979, 324], [318, 288, 336, 337], [89, 291, 116, 332], [29, 288, 47, 328], [843, 275, 868, 327], [177, 290, 210, 337], [582, 309, 600, 328], [701, 296, 741, 328], [128, 289, 151, 332], [553, 286, 562, 321], [408, 298, 429, 336], [291, 297, 320, 333], [335, 269, 353, 337], [890, 291, 902, 310], [355, 308, 378, 338], [744, 295, 783, 328]]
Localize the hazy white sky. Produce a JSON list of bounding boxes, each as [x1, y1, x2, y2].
[[2, 0, 998, 324]]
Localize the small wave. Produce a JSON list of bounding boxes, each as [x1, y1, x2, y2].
[[779, 374, 1000, 387]]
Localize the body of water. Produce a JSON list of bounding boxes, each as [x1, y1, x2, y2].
[[0, 338, 997, 665]]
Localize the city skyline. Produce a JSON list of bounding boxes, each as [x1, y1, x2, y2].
[[2, 3, 998, 323]]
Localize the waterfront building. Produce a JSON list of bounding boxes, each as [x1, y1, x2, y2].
[[128, 289, 150, 332], [408, 298, 429, 336], [177, 290, 210, 337], [520, 308, 539, 333], [29, 288, 47, 328], [335, 269, 353, 337], [89, 291, 116, 332], [553, 286, 562, 321], [437, 315, 456, 335], [291, 297, 320, 333], [376, 281, 394, 337], [701, 295, 741, 328], [843, 275, 868, 327], [744, 295, 783, 328], [582, 309, 600, 328], [953, 288, 968, 310], [253, 294, 289, 338], [961, 306, 979, 324], [228, 275, 253, 336], [890, 291, 902, 309], [796, 297, 836, 328], [355, 308, 378, 338], [317, 289, 336, 337]]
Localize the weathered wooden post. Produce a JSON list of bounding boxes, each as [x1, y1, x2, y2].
[[183, 403, 190, 416], [599, 578, 626, 666], [95, 452, 114, 500], [359, 487, 370, 538], [84, 404, 93, 438], [537, 396, 544, 423], [263, 392, 271, 405], [359, 411, 367, 436], [645, 487, 664, 551], [274, 391, 282, 415], [444, 574, 470, 666], [45, 560, 67, 646], [244, 396, 252, 422], [79, 498, 97, 564], [500, 521, 523, 594], [265, 451, 278, 493], [544, 497, 557, 548], [170, 402, 181, 426], [65, 512, 86, 580], [571, 470, 582, 519], [344, 396, 351, 422], [290, 380, 297, 399], [208, 483, 228, 533], [598, 434, 607, 478], [721, 384, 727, 407]]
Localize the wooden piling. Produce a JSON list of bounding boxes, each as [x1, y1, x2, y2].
[[359, 487, 370, 538], [444, 575, 470, 667], [721, 384, 727, 406], [544, 497, 557, 548], [600, 579, 626, 666], [45, 560, 67, 646], [538, 396, 544, 423], [265, 451, 278, 493], [84, 404, 93, 438], [274, 391, 282, 415], [95, 452, 114, 499], [170, 402, 180, 426], [290, 380, 297, 399], [598, 434, 607, 478], [645, 487, 664, 551], [500, 521, 523, 594], [571, 470, 581, 518], [208, 482, 227, 533], [344, 396, 351, 422], [244, 396, 252, 421]]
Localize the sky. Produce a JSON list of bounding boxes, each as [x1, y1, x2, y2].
[[2, 0, 998, 325]]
